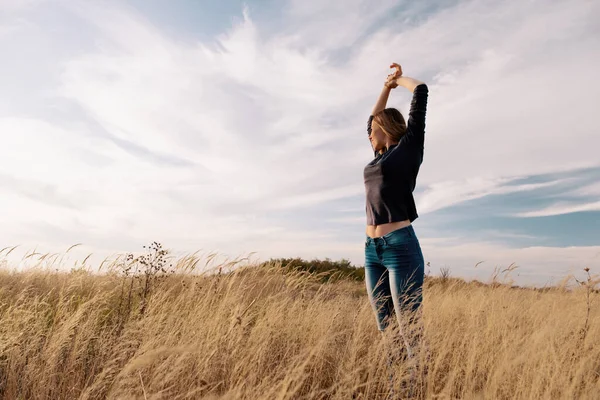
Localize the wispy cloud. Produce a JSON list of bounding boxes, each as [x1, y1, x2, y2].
[[1, 0, 599, 285], [417, 177, 571, 215], [516, 201, 600, 218], [420, 239, 600, 286]]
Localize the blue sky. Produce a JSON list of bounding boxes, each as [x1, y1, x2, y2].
[[1, 0, 599, 287]]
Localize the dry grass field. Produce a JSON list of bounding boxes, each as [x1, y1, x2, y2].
[[0, 244, 599, 399]]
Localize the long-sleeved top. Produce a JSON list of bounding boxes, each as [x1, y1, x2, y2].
[[364, 83, 429, 226]]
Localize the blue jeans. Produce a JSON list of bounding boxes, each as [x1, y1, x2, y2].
[[364, 225, 425, 332]]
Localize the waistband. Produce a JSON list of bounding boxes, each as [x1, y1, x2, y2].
[[365, 224, 416, 246]]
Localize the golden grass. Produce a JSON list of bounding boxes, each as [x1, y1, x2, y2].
[[0, 258, 599, 399]]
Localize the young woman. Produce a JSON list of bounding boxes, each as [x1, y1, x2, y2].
[[364, 63, 428, 358]]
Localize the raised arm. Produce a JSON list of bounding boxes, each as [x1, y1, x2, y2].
[[371, 63, 424, 115], [405, 81, 428, 138], [370, 85, 392, 116], [368, 64, 401, 143], [367, 72, 394, 146], [370, 64, 403, 115], [383, 63, 428, 145], [367, 64, 428, 149], [396, 75, 426, 93]]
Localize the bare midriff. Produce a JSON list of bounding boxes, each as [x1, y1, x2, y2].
[[366, 219, 411, 239]]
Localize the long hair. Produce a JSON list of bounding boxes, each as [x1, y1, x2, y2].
[[373, 108, 407, 142]]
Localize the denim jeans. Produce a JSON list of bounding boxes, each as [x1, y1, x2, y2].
[[364, 225, 425, 332]]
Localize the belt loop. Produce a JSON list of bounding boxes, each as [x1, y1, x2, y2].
[[381, 236, 387, 246]]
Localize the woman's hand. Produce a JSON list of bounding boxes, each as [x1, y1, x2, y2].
[[384, 63, 403, 88]]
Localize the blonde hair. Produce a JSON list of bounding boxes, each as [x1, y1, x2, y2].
[[373, 108, 407, 142]]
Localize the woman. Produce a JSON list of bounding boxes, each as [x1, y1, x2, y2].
[[364, 63, 428, 360]]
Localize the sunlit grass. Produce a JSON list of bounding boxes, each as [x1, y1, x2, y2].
[[0, 244, 598, 399]]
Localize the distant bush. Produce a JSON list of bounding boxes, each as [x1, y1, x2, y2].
[[260, 257, 365, 283]]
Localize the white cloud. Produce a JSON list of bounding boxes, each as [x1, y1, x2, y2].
[[516, 201, 600, 218], [417, 177, 573, 214], [283, 0, 399, 50], [1, 0, 599, 284], [0, 0, 43, 12], [571, 181, 600, 197], [420, 239, 600, 287]]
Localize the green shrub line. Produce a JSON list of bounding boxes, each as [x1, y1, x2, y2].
[[259, 257, 365, 283]]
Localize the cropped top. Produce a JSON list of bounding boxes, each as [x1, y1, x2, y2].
[[364, 83, 429, 226]]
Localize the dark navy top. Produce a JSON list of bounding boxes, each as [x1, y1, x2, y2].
[[364, 84, 429, 225]]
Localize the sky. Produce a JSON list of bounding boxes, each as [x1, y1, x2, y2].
[[1, 0, 599, 287]]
